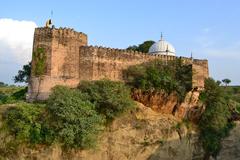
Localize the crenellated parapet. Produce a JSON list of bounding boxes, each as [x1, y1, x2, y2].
[[34, 27, 87, 46], [80, 45, 177, 62], [28, 27, 209, 101], [35, 27, 87, 37]]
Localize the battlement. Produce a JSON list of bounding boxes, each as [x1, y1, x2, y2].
[[80, 45, 177, 61], [34, 27, 87, 43], [27, 27, 209, 101]]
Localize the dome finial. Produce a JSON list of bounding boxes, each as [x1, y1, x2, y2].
[[161, 32, 163, 40]]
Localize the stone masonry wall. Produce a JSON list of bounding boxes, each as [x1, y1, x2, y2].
[[79, 46, 208, 87], [27, 27, 88, 101], [27, 27, 209, 101], [79, 46, 176, 81]]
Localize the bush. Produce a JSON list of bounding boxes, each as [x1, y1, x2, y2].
[[0, 92, 7, 101], [78, 80, 136, 121], [0, 87, 27, 104], [125, 59, 192, 101], [46, 86, 104, 149], [199, 78, 234, 159], [3, 102, 45, 144], [2, 81, 135, 150]]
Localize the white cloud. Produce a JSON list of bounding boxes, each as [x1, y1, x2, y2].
[[0, 18, 37, 65]]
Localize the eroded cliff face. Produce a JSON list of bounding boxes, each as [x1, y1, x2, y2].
[[6, 102, 204, 160], [215, 121, 240, 160], [2, 91, 240, 160], [132, 89, 205, 122]]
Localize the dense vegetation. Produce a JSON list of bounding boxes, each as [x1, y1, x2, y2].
[[1, 58, 240, 158], [199, 78, 235, 159], [125, 59, 192, 101], [78, 80, 135, 121], [46, 86, 105, 148], [126, 40, 155, 53], [0, 86, 27, 104], [0, 80, 135, 152], [222, 85, 240, 104], [3, 103, 45, 144]]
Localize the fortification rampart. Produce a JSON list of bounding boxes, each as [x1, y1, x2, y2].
[[27, 27, 208, 101], [79, 46, 177, 81]]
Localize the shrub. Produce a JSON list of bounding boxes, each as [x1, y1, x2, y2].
[[2, 81, 135, 150], [0, 87, 27, 104], [0, 92, 7, 102], [46, 86, 104, 149], [199, 78, 234, 159], [78, 80, 136, 121], [33, 48, 46, 76], [237, 104, 240, 113], [124, 59, 192, 101], [3, 102, 45, 144]]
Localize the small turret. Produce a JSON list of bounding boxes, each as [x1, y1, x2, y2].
[[45, 19, 52, 28]]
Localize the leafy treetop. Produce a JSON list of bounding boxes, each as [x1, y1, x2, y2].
[[127, 40, 155, 53]]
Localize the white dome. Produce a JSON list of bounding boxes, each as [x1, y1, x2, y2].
[[148, 36, 176, 56]]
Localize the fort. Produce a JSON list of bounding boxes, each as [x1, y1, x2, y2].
[[27, 27, 209, 101]]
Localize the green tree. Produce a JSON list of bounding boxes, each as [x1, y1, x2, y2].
[[14, 62, 31, 83], [222, 78, 231, 86], [138, 40, 155, 53], [199, 78, 233, 159], [78, 80, 135, 121], [125, 59, 192, 101], [216, 80, 221, 86], [0, 82, 8, 87], [3, 102, 45, 144], [127, 40, 155, 53], [46, 86, 104, 148], [126, 45, 138, 51]]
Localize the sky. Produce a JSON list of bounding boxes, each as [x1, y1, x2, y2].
[[0, 0, 240, 85]]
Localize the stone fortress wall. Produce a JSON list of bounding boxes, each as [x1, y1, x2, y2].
[[27, 27, 209, 101]]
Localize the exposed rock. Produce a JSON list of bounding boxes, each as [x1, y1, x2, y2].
[[1, 102, 240, 160], [174, 90, 205, 123], [1, 103, 205, 160], [215, 121, 240, 160], [132, 89, 205, 123], [132, 89, 178, 114]]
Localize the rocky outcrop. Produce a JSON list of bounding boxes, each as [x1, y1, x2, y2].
[[132, 89, 205, 122], [132, 89, 178, 114], [214, 121, 240, 160], [2, 103, 204, 160], [1, 102, 240, 160]]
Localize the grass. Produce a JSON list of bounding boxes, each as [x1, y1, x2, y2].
[[0, 86, 27, 105], [0, 86, 25, 95], [222, 86, 240, 103]]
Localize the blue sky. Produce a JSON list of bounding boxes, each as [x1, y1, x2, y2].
[[0, 0, 240, 85]]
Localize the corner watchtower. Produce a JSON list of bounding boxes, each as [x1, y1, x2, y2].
[[27, 27, 88, 101]]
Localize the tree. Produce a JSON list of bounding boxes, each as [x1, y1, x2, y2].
[[46, 86, 104, 148], [216, 80, 221, 86], [199, 78, 233, 159], [78, 80, 135, 121], [138, 40, 155, 53], [222, 78, 231, 86], [14, 62, 31, 83], [127, 40, 155, 53], [124, 59, 192, 101], [126, 45, 138, 51], [0, 82, 8, 87]]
